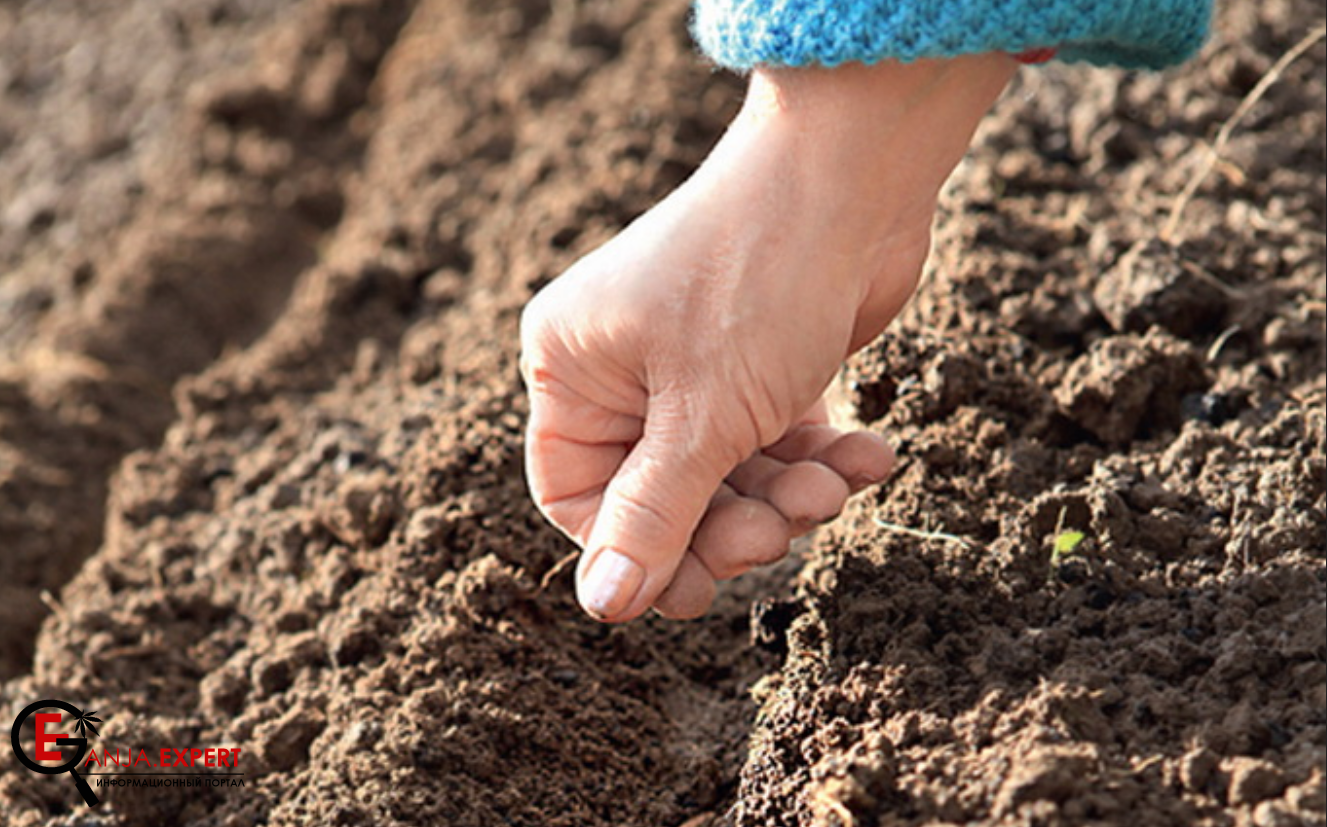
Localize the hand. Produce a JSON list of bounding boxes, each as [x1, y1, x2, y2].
[[521, 54, 1016, 622]]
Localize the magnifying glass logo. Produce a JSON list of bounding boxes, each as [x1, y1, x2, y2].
[[10, 699, 101, 808]]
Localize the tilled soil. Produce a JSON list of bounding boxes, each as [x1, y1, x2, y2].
[[0, 1, 1323, 826]]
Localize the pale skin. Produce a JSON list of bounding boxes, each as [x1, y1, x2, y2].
[[520, 53, 1018, 622]]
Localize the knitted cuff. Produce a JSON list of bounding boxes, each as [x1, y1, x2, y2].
[[692, 0, 1213, 71]]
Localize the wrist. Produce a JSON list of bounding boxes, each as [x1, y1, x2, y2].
[[733, 54, 1016, 227]]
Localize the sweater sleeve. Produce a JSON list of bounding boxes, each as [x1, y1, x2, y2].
[[691, 0, 1213, 71]]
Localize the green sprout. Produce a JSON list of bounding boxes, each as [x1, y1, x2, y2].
[[1052, 529, 1086, 561], [1047, 506, 1089, 582]]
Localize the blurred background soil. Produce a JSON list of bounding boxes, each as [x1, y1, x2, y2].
[[0, 0, 1322, 825]]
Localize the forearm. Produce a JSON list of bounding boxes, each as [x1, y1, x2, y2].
[[735, 53, 1016, 227], [667, 52, 1015, 355]]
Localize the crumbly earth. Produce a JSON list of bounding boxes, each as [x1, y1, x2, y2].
[[0, 1, 1322, 826]]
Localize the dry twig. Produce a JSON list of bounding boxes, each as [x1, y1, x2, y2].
[[1162, 24, 1327, 242], [539, 549, 580, 591], [872, 515, 977, 549], [1205, 324, 1242, 362]]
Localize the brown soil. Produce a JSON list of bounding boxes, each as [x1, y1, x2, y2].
[[1, 1, 1322, 826]]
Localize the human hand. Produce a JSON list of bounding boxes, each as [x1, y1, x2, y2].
[[521, 54, 1016, 622]]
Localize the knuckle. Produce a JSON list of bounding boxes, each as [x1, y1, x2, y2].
[[518, 305, 565, 388], [654, 394, 757, 476], [539, 500, 591, 548], [611, 487, 678, 539], [519, 295, 552, 352]]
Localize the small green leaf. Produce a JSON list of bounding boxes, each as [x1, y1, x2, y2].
[[1054, 530, 1086, 556]]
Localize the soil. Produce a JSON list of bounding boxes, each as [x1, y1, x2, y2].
[[0, 1, 1322, 826]]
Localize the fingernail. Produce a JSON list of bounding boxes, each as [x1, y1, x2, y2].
[[578, 548, 645, 620]]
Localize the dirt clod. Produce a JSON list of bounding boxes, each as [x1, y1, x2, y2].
[[1093, 239, 1229, 338], [1226, 757, 1289, 807], [1055, 329, 1210, 445]]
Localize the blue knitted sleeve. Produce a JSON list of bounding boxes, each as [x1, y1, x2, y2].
[[692, 0, 1213, 70]]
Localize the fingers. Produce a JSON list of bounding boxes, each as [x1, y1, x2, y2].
[[651, 552, 717, 620], [528, 375, 894, 624], [577, 412, 732, 623], [728, 454, 849, 535], [765, 461, 851, 534], [688, 430, 895, 584], [765, 425, 896, 492], [651, 486, 790, 618], [556, 424, 897, 623], [691, 488, 790, 579], [763, 423, 840, 464], [814, 431, 895, 492], [525, 435, 626, 541], [524, 369, 643, 543]]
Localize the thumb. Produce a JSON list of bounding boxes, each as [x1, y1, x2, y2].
[[577, 406, 733, 622]]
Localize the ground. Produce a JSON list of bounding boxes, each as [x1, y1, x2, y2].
[[0, 0, 1323, 825]]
